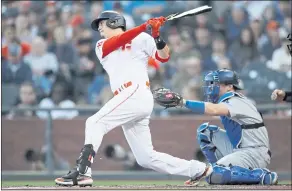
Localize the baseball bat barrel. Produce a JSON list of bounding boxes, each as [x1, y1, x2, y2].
[[166, 5, 212, 21]]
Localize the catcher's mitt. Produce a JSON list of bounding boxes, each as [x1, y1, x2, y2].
[[152, 87, 183, 108]]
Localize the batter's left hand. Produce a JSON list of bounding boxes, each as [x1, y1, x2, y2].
[[146, 17, 167, 38]]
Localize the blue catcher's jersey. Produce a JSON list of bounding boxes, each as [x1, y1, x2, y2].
[[218, 92, 270, 149]]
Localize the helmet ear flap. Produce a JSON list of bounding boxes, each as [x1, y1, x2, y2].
[[106, 16, 126, 31], [106, 19, 117, 28]]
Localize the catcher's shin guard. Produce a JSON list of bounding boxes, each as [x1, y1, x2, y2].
[[197, 123, 219, 164], [207, 164, 278, 185], [55, 144, 95, 186]]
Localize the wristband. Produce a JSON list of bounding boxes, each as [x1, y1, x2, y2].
[[283, 91, 291, 101], [154, 36, 166, 50], [185, 100, 205, 114]]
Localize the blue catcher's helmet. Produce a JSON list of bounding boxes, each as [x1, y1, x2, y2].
[[203, 69, 243, 103]]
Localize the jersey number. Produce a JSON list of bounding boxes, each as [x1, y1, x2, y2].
[[121, 41, 132, 51]]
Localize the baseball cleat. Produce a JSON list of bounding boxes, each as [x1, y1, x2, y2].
[[262, 168, 278, 185], [184, 164, 213, 186], [55, 168, 93, 187], [271, 172, 278, 185]]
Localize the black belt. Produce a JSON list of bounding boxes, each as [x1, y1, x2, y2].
[[241, 122, 265, 129]]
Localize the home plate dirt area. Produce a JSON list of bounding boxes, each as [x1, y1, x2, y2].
[[2, 184, 292, 190]]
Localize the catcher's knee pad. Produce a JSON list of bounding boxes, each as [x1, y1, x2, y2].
[[77, 144, 96, 174], [208, 164, 274, 185], [197, 122, 219, 163]]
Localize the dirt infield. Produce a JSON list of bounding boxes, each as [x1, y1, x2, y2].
[[2, 184, 292, 190]]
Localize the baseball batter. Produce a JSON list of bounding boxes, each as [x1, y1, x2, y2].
[[154, 69, 278, 185], [55, 11, 211, 187]]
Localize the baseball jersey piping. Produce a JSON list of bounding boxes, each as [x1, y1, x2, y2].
[[95, 85, 140, 124]]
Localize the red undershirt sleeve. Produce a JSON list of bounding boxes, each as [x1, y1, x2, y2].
[[101, 24, 147, 58]]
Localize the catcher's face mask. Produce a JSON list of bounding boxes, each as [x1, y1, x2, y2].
[[203, 71, 220, 103]]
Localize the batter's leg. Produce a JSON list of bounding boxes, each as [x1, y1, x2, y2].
[[122, 117, 208, 178], [55, 85, 150, 186]]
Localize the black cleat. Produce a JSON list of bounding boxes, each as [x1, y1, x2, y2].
[[55, 168, 93, 187]]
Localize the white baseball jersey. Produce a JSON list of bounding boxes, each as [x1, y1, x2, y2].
[[95, 32, 157, 92]]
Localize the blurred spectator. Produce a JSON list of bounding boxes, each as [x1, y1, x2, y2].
[[167, 29, 185, 57], [259, 20, 281, 61], [36, 82, 78, 120], [74, 29, 101, 102], [18, 1, 31, 15], [2, 35, 31, 60], [228, 27, 260, 69], [2, 24, 17, 46], [28, 11, 42, 39], [87, 75, 110, 105], [245, 1, 272, 21], [204, 35, 234, 71], [72, 1, 85, 17], [70, 15, 85, 44], [42, 13, 59, 45], [194, 14, 214, 31], [171, 52, 202, 95], [262, 5, 276, 29], [24, 36, 59, 95], [60, 5, 73, 40], [2, 43, 33, 85], [45, 1, 59, 16], [194, 27, 212, 62], [225, 4, 249, 44], [273, 0, 291, 25], [70, 2, 86, 44], [267, 29, 291, 72], [89, 2, 103, 42], [103, 1, 134, 15], [7, 82, 38, 118], [249, 19, 264, 50], [113, 2, 136, 29], [48, 26, 79, 83], [132, 1, 166, 21], [15, 14, 33, 43], [90, 2, 103, 21]]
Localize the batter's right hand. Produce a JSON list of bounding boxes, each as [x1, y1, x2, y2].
[[271, 89, 286, 101], [146, 17, 166, 38]]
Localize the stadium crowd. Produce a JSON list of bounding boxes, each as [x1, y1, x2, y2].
[[2, 1, 291, 119]]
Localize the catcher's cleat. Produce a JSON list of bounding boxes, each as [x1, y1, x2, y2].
[[55, 168, 93, 187], [271, 172, 278, 185], [262, 168, 278, 185], [184, 165, 213, 186]]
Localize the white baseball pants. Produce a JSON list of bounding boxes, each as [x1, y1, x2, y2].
[[84, 82, 206, 177]]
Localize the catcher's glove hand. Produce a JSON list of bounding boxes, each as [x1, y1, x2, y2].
[[152, 87, 184, 108]]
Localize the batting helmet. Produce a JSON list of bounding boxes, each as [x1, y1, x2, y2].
[[203, 69, 243, 103], [91, 11, 126, 31]]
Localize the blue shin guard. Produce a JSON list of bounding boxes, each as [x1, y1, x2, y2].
[[197, 123, 219, 163], [207, 164, 277, 185]]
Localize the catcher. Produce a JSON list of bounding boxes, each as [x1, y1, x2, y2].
[[153, 69, 278, 185]]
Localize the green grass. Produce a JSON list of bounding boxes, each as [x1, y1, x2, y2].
[[2, 180, 291, 187], [2, 180, 187, 187]]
